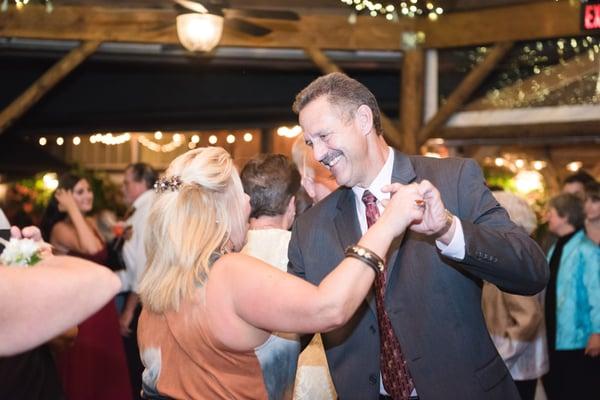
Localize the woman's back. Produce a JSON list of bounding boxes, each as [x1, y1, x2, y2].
[[139, 286, 299, 400]]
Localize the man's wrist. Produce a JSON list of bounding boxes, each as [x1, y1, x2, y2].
[[436, 210, 454, 240]]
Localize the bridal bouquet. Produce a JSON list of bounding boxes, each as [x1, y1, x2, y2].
[[0, 237, 42, 267]]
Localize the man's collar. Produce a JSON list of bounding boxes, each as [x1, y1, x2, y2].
[[352, 147, 395, 201]]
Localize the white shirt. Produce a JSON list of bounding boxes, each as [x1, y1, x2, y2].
[[117, 189, 154, 293], [351, 147, 465, 396]]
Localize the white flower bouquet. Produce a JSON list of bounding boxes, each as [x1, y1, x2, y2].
[[0, 237, 42, 267]]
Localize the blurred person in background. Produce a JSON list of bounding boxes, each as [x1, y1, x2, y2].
[[562, 171, 596, 200], [40, 173, 132, 400], [118, 162, 157, 399], [482, 191, 548, 400], [542, 193, 600, 399], [584, 181, 600, 245]]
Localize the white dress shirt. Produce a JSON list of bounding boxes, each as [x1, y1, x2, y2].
[[118, 189, 154, 293]]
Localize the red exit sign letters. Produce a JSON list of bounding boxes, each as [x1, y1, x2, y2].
[[582, 1, 600, 32]]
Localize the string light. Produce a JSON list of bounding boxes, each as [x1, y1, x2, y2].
[[339, 0, 442, 19], [90, 132, 131, 145], [208, 135, 218, 145], [154, 131, 163, 140], [451, 36, 600, 109], [56, 137, 64, 146], [38, 137, 46, 146], [566, 161, 582, 172], [226, 134, 236, 144], [138, 134, 184, 153], [276, 125, 302, 138], [243, 132, 253, 142], [191, 134, 200, 143], [72, 136, 81, 145]]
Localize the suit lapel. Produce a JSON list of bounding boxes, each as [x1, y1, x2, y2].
[[333, 188, 379, 314]]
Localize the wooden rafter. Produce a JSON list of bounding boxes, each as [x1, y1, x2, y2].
[[303, 46, 404, 151], [0, 40, 101, 136], [417, 42, 514, 145], [0, 2, 584, 51], [400, 48, 424, 155], [441, 120, 600, 140]]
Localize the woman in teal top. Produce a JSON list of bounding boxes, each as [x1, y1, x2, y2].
[[542, 193, 600, 400]]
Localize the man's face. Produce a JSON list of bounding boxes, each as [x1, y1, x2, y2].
[[585, 196, 600, 222], [122, 168, 146, 205], [299, 96, 370, 188]]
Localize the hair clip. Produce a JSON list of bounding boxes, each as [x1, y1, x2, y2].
[[154, 175, 183, 193]]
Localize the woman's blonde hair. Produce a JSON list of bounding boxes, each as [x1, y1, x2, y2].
[[139, 147, 248, 313]]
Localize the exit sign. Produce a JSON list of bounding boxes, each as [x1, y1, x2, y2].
[[582, 0, 600, 32]]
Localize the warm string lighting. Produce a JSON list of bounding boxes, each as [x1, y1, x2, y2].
[[339, 0, 443, 20], [0, 0, 53, 13], [453, 36, 600, 109], [276, 125, 302, 138], [138, 133, 184, 153], [90, 132, 132, 145]]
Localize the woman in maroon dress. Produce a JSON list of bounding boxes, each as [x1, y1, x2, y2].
[[41, 173, 132, 400]]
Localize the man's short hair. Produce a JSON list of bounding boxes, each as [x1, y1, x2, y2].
[[126, 163, 157, 190], [563, 171, 595, 186], [292, 72, 383, 136], [549, 193, 585, 230], [240, 154, 301, 219], [584, 180, 600, 202]]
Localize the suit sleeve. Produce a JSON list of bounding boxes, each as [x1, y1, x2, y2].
[[454, 159, 549, 295], [287, 219, 306, 280]]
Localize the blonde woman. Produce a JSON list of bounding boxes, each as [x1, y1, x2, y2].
[[138, 147, 426, 399]]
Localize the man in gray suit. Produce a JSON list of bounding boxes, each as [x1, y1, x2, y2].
[[287, 72, 549, 400]]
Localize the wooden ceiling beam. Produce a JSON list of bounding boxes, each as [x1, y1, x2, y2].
[[418, 1, 582, 49], [0, 40, 101, 136], [0, 2, 584, 51]]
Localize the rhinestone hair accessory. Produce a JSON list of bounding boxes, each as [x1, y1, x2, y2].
[[154, 175, 183, 193]]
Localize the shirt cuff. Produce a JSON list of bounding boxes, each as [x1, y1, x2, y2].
[[435, 216, 465, 260]]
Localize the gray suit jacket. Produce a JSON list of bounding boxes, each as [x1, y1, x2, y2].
[[288, 151, 549, 400]]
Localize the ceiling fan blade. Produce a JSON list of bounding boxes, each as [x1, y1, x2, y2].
[[225, 9, 300, 21], [172, 0, 208, 14], [225, 17, 272, 37]]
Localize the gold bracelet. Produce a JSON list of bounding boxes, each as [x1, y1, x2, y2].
[[437, 209, 454, 237], [344, 245, 385, 273]]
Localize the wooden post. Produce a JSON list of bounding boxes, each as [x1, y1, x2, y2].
[[416, 41, 513, 145], [400, 48, 424, 154], [303, 46, 404, 150], [0, 40, 101, 136]]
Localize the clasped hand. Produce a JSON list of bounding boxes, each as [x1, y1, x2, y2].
[[380, 180, 453, 240]]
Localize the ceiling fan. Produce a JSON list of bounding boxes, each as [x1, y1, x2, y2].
[[173, 0, 300, 51]]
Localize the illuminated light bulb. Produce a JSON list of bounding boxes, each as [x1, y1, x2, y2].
[[243, 132, 253, 142], [515, 159, 525, 169], [435, 7, 443, 14], [226, 134, 236, 144], [191, 135, 200, 143], [73, 136, 81, 145], [39, 137, 47, 146], [532, 160, 545, 170], [173, 133, 182, 143], [208, 135, 218, 145], [566, 161, 582, 172], [494, 157, 505, 167], [56, 137, 64, 146], [515, 170, 544, 194], [154, 131, 163, 140], [428, 12, 438, 21], [42, 173, 59, 191], [188, 142, 196, 149]]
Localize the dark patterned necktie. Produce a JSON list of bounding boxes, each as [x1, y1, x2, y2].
[[362, 190, 414, 400]]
